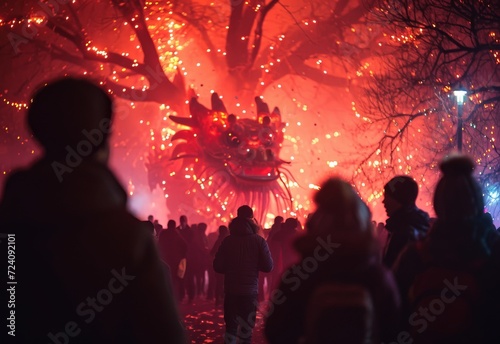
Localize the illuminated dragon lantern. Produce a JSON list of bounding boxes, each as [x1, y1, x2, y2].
[[146, 93, 295, 224]]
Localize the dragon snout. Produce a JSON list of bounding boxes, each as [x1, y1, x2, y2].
[[238, 146, 275, 162]]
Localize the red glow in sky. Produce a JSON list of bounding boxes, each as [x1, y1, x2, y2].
[[0, 0, 442, 229]]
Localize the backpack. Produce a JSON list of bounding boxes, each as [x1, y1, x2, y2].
[[301, 283, 375, 344], [407, 242, 486, 343]]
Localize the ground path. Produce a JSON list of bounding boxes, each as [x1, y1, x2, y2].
[[179, 297, 269, 344]]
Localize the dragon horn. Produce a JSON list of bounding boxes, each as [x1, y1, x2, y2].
[[211, 93, 227, 113], [172, 130, 196, 141], [187, 87, 197, 99], [190, 96, 211, 121], [255, 96, 270, 114], [169, 115, 198, 127]]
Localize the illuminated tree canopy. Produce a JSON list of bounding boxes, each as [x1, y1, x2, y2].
[[1, 0, 499, 225], [1, 0, 382, 225], [355, 0, 500, 216], [1, 0, 378, 108]]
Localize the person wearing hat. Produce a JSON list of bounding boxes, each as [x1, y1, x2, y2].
[[0, 78, 186, 343], [382, 175, 430, 268], [392, 155, 500, 343], [265, 177, 401, 344], [213, 205, 273, 344]]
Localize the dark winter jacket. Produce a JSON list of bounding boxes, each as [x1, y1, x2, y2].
[[158, 229, 188, 276], [383, 205, 430, 268], [0, 158, 186, 344], [213, 216, 273, 295], [265, 231, 400, 344], [393, 216, 500, 344]]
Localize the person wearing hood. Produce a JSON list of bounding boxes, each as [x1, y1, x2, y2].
[[0, 78, 186, 343], [213, 205, 273, 344], [264, 177, 400, 344], [382, 175, 430, 268]]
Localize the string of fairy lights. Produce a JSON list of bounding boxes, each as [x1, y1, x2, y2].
[[353, 6, 500, 221]]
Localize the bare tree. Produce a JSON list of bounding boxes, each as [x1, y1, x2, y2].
[[0, 0, 383, 222], [354, 0, 500, 213], [1, 0, 380, 104]]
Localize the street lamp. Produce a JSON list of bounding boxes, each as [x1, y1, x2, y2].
[[453, 85, 467, 152]]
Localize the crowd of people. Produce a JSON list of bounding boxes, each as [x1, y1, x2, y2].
[[2, 77, 500, 344], [149, 211, 302, 303]]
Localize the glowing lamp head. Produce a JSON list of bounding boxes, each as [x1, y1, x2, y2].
[[453, 86, 467, 105]]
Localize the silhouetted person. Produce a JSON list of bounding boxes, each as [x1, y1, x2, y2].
[[266, 216, 284, 293], [206, 228, 219, 301], [0, 78, 186, 343], [210, 225, 230, 306], [273, 217, 300, 271], [213, 205, 273, 344], [192, 222, 210, 297], [158, 219, 188, 302], [265, 178, 400, 344], [393, 155, 500, 343], [382, 175, 430, 268], [147, 215, 160, 237], [182, 224, 197, 303], [176, 215, 191, 300], [176, 215, 190, 238]]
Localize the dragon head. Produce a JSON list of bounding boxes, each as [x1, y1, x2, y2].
[[169, 93, 288, 183]]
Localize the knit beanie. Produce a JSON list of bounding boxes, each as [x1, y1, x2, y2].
[[309, 177, 372, 234], [237, 205, 254, 218], [27, 77, 113, 158], [384, 176, 418, 206], [433, 155, 484, 221]]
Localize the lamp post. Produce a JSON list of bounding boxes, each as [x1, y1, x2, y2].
[[453, 86, 467, 152]]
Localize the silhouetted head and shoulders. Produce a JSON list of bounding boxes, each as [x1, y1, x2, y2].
[[294, 178, 381, 267], [0, 77, 186, 343], [228, 204, 259, 236], [177, 215, 190, 229], [159, 219, 182, 241], [399, 155, 499, 264], [210, 225, 229, 257], [392, 155, 500, 343], [0, 78, 125, 223], [267, 215, 284, 241], [273, 217, 298, 240], [213, 204, 273, 277], [218, 224, 229, 238], [382, 175, 430, 268], [383, 175, 430, 234], [265, 177, 400, 344]]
